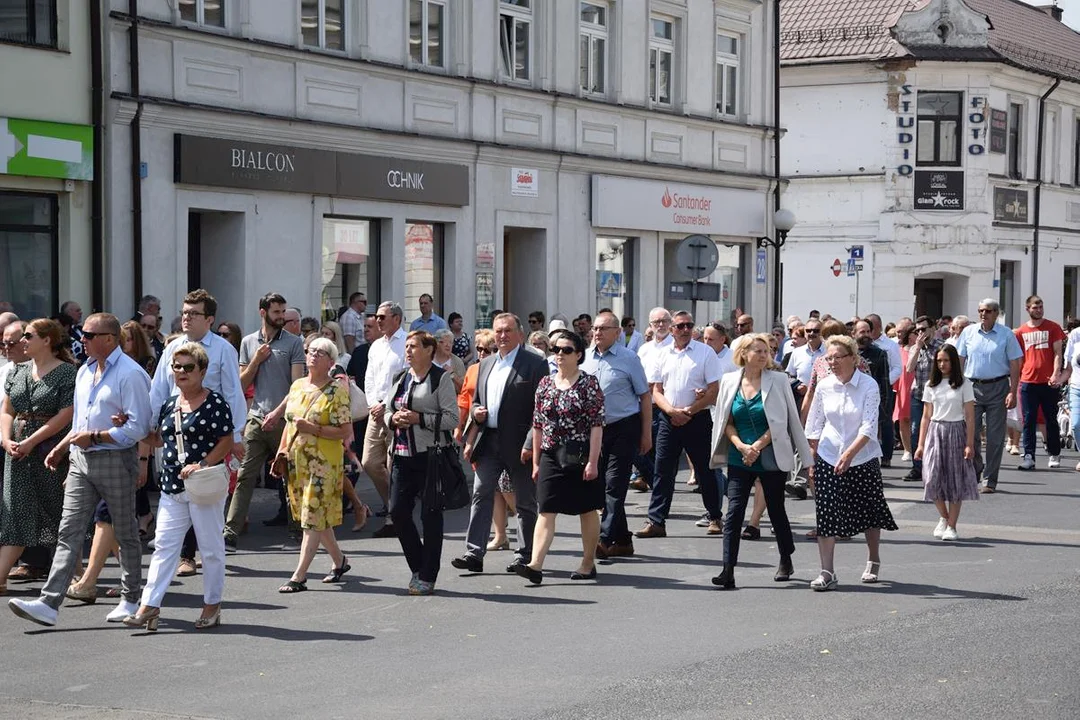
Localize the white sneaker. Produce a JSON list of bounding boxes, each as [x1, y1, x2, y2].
[[8, 598, 58, 627], [1075, 460, 1080, 472], [694, 513, 711, 528], [932, 518, 948, 538], [1048, 455, 1061, 469], [105, 600, 139, 623], [1018, 454, 1035, 471], [1008, 444, 1020, 456], [901, 451, 912, 462], [941, 526, 959, 541]]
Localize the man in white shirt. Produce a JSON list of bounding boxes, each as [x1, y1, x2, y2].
[[945, 315, 971, 346], [786, 319, 825, 402], [631, 307, 675, 492], [339, 292, 367, 353], [636, 311, 723, 538], [362, 301, 408, 537], [703, 322, 737, 374]]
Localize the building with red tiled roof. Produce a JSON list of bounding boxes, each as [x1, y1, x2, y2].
[[778, 0, 1080, 324]]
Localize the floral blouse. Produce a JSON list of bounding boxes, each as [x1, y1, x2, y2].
[[532, 373, 605, 451]]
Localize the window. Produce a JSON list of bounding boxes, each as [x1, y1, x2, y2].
[[1065, 266, 1079, 324], [1008, 102, 1023, 179], [404, 222, 444, 322], [321, 217, 380, 322], [0, 0, 56, 48], [715, 31, 740, 116], [499, 0, 531, 81], [916, 92, 962, 166], [0, 192, 57, 321], [409, 0, 444, 67], [301, 0, 344, 51], [595, 237, 633, 319], [649, 16, 674, 106], [579, 2, 608, 95], [179, 0, 224, 27]]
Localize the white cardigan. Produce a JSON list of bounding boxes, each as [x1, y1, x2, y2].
[[709, 369, 813, 472]]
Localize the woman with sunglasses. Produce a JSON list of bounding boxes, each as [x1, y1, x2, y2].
[[274, 337, 352, 593], [805, 336, 897, 591], [515, 329, 605, 584], [0, 320, 77, 595], [122, 343, 233, 630]]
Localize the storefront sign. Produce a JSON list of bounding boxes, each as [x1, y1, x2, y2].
[[591, 175, 764, 236], [968, 96, 986, 155], [0, 117, 93, 180], [993, 187, 1028, 223], [475, 272, 495, 329], [323, 217, 370, 263], [989, 108, 1008, 154], [476, 242, 495, 270], [913, 170, 964, 210], [510, 167, 538, 197], [175, 135, 470, 206], [896, 83, 915, 176]]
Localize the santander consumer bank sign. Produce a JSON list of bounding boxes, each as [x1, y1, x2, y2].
[[592, 175, 764, 236]]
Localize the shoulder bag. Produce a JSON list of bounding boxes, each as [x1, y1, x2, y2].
[[347, 378, 369, 421], [269, 382, 330, 478], [172, 402, 229, 505], [423, 396, 470, 512]]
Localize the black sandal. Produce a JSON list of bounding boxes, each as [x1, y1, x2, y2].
[[278, 580, 307, 593], [741, 525, 761, 541], [322, 556, 351, 584]]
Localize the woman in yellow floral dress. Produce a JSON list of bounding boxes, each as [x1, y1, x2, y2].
[[273, 337, 353, 593]]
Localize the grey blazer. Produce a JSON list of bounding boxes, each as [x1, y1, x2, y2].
[[384, 366, 460, 454], [709, 369, 813, 472]]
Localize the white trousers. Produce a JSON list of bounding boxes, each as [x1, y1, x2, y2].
[[141, 491, 226, 608]]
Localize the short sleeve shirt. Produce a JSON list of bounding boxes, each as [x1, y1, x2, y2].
[[648, 339, 722, 409], [1015, 320, 1066, 384], [158, 390, 235, 494], [922, 379, 975, 422], [240, 329, 306, 416]]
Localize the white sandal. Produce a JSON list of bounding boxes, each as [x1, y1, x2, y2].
[[861, 561, 880, 584], [809, 569, 838, 591]]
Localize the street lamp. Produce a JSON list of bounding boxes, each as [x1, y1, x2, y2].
[[757, 209, 797, 323]]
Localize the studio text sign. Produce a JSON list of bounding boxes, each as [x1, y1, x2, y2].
[[175, 135, 469, 206]]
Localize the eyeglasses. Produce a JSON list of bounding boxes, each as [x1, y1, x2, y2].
[[649, 319, 670, 326], [81, 331, 116, 341], [552, 346, 578, 355], [673, 322, 694, 330], [977, 308, 996, 314], [528, 319, 542, 325], [476, 347, 495, 355], [0, 341, 19, 348], [307, 348, 329, 358], [218, 330, 231, 338], [592, 325, 618, 332], [825, 354, 852, 363], [915, 326, 931, 333], [171, 362, 197, 373], [736, 322, 751, 327], [805, 329, 821, 335], [375, 314, 387, 321], [20, 332, 35, 340]]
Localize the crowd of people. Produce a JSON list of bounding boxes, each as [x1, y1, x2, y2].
[[0, 287, 1077, 630]]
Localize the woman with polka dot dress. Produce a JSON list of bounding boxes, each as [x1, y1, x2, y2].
[[805, 336, 897, 591]]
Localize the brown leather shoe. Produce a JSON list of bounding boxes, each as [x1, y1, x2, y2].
[[629, 479, 650, 493], [635, 522, 666, 539], [607, 541, 634, 557], [706, 520, 722, 535], [595, 542, 611, 560]]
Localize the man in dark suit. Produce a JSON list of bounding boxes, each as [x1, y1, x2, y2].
[[854, 319, 892, 466], [452, 312, 548, 573]]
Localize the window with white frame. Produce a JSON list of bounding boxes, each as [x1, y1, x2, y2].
[[409, 0, 445, 67], [499, 0, 531, 81], [301, 0, 344, 51], [715, 31, 740, 116], [649, 16, 674, 106], [179, 0, 224, 27], [580, 2, 608, 95]]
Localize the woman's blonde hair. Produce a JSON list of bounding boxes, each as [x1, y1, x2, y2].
[[173, 342, 210, 372], [307, 336, 339, 362], [732, 333, 781, 370], [473, 329, 495, 350], [825, 335, 859, 359], [321, 320, 346, 356]]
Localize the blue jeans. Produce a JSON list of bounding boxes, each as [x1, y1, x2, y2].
[[1070, 385, 1080, 445], [1020, 382, 1061, 458], [647, 412, 720, 525], [910, 390, 924, 472]]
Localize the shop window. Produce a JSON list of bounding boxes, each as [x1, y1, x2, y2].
[[179, 0, 224, 27], [0, 0, 56, 48], [321, 217, 379, 321], [595, 237, 633, 319], [649, 16, 674, 106], [404, 222, 444, 323], [1008, 102, 1023, 179], [1073, 118, 1080, 185], [499, 0, 531, 82], [715, 31, 740, 117], [916, 92, 962, 166], [0, 192, 57, 320], [999, 259, 1018, 325], [579, 2, 608, 95], [301, 0, 344, 51], [409, 0, 444, 68]]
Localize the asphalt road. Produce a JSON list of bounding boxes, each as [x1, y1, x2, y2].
[[1, 452, 1078, 720]]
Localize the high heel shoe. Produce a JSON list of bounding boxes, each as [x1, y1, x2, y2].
[[711, 565, 736, 589], [122, 607, 160, 632], [194, 609, 221, 629]]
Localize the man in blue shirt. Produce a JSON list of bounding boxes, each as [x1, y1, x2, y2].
[[409, 293, 447, 333], [956, 299, 1023, 493], [582, 312, 652, 558], [9, 313, 152, 628]]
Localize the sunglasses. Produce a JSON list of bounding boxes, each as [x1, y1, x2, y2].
[[552, 345, 578, 355], [20, 332, 36, 340], [81, 331, 116, 340], [375, 314, 387, 321], [0, 341, 20, 348], [673, 322, 694, 330], [805, 329, 821, 335], [172, 362, 197, 373], [592, 326, 618, 332]]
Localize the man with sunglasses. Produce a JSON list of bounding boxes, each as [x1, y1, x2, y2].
[[9, 314, 152, 628], [631, 308, 675, 492], [637, 310, 723, 538], [903, 315, 945, 482], [786, 319, 825, 402], [150, 290, 247, 547]]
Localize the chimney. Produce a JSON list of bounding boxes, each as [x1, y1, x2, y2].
[[1033, 4, 1064, 22]]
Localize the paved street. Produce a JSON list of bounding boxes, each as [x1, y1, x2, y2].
[[2, 454, 1078, 720]]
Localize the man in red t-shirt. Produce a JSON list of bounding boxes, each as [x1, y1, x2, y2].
[[1014, 295, 1066, 470]]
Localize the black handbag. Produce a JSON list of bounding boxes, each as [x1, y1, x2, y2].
[[554, 438, 588, 470], [424, 410, 470, 512]]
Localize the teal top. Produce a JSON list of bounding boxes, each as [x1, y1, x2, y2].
[[728, 390, 767, 471]]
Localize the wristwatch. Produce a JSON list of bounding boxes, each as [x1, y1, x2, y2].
[[198, 460, 207, 469]]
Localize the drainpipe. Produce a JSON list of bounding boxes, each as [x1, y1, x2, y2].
[[772, 0, 783, 324], [89, 0, 104, 311], [129, 0, 144, 311], [1032, 77, 1060, 295]]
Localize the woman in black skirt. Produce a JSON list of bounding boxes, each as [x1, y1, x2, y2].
[[516, 330, 605, 585], [805, 336, 897, 591]]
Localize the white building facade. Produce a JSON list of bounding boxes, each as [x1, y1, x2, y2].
[[780, 0, 1080, 326], [101, 0, 782, 330]]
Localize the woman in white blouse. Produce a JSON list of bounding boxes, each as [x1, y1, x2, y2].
[[805, 336, 897, 591], [914, 344, 978, 541]]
